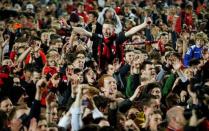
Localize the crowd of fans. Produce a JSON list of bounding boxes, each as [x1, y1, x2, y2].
[[0, 0, 209, 131]]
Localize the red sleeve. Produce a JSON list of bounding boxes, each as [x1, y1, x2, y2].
[[185, 14, 193, 27], [25, 54, 31, 64], [175, 17, 182, 33], [10, 51, 17, 62]]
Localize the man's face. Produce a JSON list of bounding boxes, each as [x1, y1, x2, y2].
[[73, 58, 85, 70], [102, 23, 114, 38], [151, 88, 162, 99], [13, 77, 21, 87], [0, 98, 13, 114], [125, 51, 134, 64], [202, 48, 209, 60], [134, 53, 145, 66], [41, 32, 50, 42], [105, 10, 114, 19], [124, 6, 130, 14], [85, 69, 96, 84], [55, 42, 63, 49], [38, 119, 47, 131], [48, 58, 57, 67], [50, 107, 58, 124], [196, 39, 204, 47], [149, 113, 162, 130], [124, 119, 139, 131], [102, 77, 117, 99], [127, 108, 139, 120], [88, 14, 95, 24], [107, 64, 115, 75], [161, 34, 169, 44], [143, 64, 156, 78], [144, 99, 160, 116], [32, 72, 41, 84]]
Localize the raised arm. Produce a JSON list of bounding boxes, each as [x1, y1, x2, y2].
[[17, 47, 32, 63], [125, 17, 151, 37], [72, 27, 92, 37], [70, 84, 84, 131], [97, 7, 109, 25], [0, 38, 9, 64]]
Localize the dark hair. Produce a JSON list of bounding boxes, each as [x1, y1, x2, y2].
[[15, 37, 28, 43], [89, 11, 98, 18], [152, 109, 163, 116], [0, 96, 9, 104], [141, 95, 157, 108], [149, 50, 161, 60], [100, 126, 114, 131], [189, 58, 200, 66], [144, 82, 161, 94], [31, 36, 41, 41], [79, 124, 100, 131], [73, 68, 82, 74], [65, 52, 77, 65], [141, 61, 153, 70]]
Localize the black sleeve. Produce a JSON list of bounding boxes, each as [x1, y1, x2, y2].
[[108, 108, 118, 128], [28, 100, 41, 121], [59, 87, 71, 107], [90, 33, 103, 61], [118, 99, 133, 113], [90, 33, 103, 42], [95, 22, 103, 34], [118, 64, 130, 77], [116, 32, 127, 45], [132, 74, 141, 89], [34, 57, 44, 69]]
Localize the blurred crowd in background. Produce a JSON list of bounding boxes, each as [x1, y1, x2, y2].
[[0, 0, 209, 131]]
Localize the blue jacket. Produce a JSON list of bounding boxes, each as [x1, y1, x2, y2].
[[183, 45, 202, 67]]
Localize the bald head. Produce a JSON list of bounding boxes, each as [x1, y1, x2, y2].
[[167, 106, 184, 121], [166, 106, 186, 128]]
